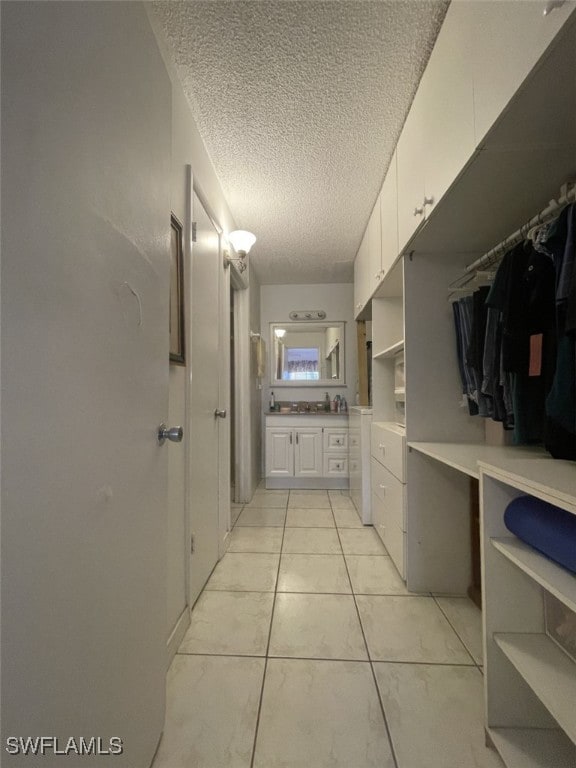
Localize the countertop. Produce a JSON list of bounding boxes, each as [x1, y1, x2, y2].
[[266, 410, 349, 416]]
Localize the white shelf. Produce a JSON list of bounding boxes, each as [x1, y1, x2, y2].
[[373, 339, 404, 360], [408, 442, 548, 479], [494, 633, 576, 744], [479, 458, 576, 516], [488, 727, 576, 768], [492, 538, 576, 614]]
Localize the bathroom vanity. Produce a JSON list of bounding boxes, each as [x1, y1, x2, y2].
[[265, 413, 349, 489]]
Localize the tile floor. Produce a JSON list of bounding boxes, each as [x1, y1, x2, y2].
[[153, 488, 503, 768]]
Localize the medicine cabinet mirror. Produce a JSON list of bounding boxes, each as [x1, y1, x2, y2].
[[270, 321, 345, 387]]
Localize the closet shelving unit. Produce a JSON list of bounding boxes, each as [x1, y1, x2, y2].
[[480, 459, 576, 768], [354, 4, 576, 765]]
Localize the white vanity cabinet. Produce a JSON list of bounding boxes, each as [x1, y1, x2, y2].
[[265, 414, 349, 489]]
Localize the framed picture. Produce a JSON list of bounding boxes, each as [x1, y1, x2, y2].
[[170, 213, 185, 365]]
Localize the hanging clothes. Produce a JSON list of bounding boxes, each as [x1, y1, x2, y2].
[[484, 240, 556, 445], [537, 203, 576, 460], [452, 298, 479, 416]]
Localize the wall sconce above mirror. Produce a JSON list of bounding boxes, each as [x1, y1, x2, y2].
[[270, 321, 345, 387]]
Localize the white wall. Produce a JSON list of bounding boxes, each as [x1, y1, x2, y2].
[[260, 283, 357, 411]]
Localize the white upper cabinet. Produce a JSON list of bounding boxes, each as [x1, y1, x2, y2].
[[379, 150, 399, 279], [397, 0, 475, 255], [469, 0, 576, 148], [396, 92, 426, 254], [354, 193, 382, 318]]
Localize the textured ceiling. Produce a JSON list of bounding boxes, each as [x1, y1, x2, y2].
[[151, 1, 449, 284]]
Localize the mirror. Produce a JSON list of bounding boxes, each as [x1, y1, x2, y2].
[[270, 322, 345, 386]]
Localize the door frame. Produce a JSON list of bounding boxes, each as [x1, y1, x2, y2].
[[185, 167, 231, 595]]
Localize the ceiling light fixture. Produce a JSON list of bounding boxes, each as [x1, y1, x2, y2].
[[289, 310, 326, 321], [225, 230, 257, 274]]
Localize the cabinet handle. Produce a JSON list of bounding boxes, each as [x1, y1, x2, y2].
[[290, 433, 293, 444], [379, 443, 386, 452], [423, 196, 434, 208], [379, 484, 387, 493], [296, 432, 299, 445], [375, 271, 381, 280], [413, 205, 424, 217]]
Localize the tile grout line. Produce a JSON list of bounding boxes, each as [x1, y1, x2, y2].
[[248, 493, 290, 768], [432, 595, 482, 671], [330, 496, 401, 768]]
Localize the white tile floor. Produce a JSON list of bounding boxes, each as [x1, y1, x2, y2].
[[153, 489, 503, 768]]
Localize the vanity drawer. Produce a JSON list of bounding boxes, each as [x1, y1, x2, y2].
[[371, 422, 406, 482], [323, 454, 348, 477], [371, 459, 406, 531], [323, 428, 348, 453], [371, 491, 405, 579]]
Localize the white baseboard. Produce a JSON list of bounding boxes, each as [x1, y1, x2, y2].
[[265, 477, 349, 490], [166, 606, 190, 668]]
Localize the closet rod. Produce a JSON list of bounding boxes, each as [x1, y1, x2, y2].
[[465, 181, 576, 274]]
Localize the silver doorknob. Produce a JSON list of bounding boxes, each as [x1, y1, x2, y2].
[[214, 409, 227, 419], [157, 424, 183, 445]]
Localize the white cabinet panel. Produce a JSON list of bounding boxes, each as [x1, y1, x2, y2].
[[323, 428, 348, 453], [380, 150, 399, 278], [419, 0, 475, 215], [354, 229, 370, 318], [323, 455, 348, 477], [397, 1, 475, 254], [294, 428, 323, 477], [396, 93, 426, 253], [265, 428, 294, 476], [354, 195, 382, 318], [470, 0, 576, 147], [371, 459, 406, 531], [371, 490, 405, 578], [371, 422, 406, 483]]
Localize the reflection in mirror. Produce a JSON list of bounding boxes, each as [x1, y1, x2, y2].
[[270, 322, 345, 386]]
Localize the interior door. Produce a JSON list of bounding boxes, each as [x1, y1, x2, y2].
[[189, 192, 222, 605], [1, 3, 170, 766]]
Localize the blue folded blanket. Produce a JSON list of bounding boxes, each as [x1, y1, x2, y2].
[[504, 495, 576, 574]]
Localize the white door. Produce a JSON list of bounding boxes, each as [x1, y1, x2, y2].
[[294, 429, 323, 476], [1, 3, 170, 766], [189, 192, 222, 605]]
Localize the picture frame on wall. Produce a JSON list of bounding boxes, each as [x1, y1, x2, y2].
[[170, 213, 185, 365]]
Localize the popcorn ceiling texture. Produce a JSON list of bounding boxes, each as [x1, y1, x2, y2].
[[152, 1, 449, 285]]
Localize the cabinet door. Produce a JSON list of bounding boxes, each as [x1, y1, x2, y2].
[[354, 229, 370, 318], [365, 194, 382, 296], [470, 0, 576, 147], [354, 197, 382, 317], [419, 0, 475, 215], [396, 93, 425, 253], [379, 150, 399, 278], [294, 428, 323, 477], [265, 428, 294, 477]]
